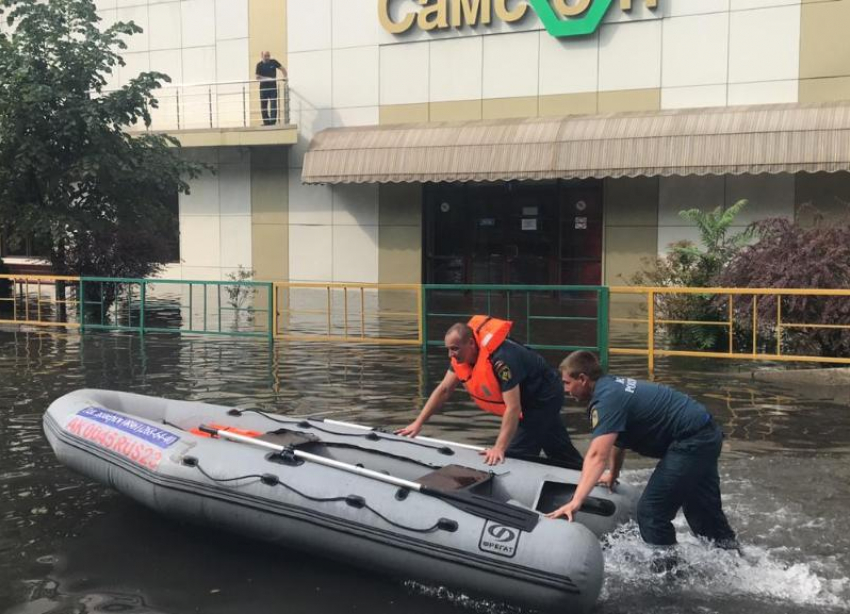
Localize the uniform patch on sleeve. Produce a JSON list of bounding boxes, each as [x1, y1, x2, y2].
[[590, 408, 599, 429], [494, 360, 512, 383]]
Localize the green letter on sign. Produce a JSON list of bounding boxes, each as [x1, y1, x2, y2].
[[528, 0, 615, 37]]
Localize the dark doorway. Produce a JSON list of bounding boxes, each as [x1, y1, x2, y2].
[[424, 180, 603, 286]]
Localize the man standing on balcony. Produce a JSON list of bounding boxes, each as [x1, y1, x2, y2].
[[255, 51, 286, 126], [397, 316, 584, 469]]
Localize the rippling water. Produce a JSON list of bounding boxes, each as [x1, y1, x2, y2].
[[1, 328, 848, 614]]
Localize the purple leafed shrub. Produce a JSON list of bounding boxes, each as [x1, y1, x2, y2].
[[717, 211, 850, 357]]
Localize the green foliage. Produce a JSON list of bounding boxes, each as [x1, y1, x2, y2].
[[225, 265, 256, 322], [0, 0, 206, 287], [630, 199, 751, 351], [717, 208, 850, 357]]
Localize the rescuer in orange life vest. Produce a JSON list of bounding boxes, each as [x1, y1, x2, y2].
[[396, 316, 584, 468]]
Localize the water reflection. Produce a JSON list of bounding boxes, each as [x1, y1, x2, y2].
[[1, 329, 849, 613]]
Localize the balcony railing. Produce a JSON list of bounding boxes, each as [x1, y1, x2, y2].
[[121, 78, 291, 133]]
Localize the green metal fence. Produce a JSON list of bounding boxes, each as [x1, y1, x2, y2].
[[422, 284, 609, 369], [79, 277, 274, 340]]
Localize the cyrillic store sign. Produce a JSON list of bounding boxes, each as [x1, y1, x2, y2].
[[379, 0, 659, 38]]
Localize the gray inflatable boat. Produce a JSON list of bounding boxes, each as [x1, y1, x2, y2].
[[43, 389, 640, 613]]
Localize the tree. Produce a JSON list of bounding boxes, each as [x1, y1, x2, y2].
[[0, 0, 205, 290], [630, 200, 751, 350], [717, 208, 850, 357]]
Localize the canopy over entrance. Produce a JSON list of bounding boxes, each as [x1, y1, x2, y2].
[[301, 101, 850, 185]]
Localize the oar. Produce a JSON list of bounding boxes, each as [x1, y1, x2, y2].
[[321, 419, 485, 452], [198, 425, 539, 533]]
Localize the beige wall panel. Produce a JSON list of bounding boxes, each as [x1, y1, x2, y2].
[[249, 0, 287, 128], [379, 226, 422, 284], [379, 103, 430, 125], [539, 93, 598, 117], [795, 171, 850, 226], [604, 177, 659, 227], [251, 146, 289, 281], [251, 147, 289, 225], [482, 97, 539, 120], [430, 100, 483, 122], [604, 227, 658, 286], [379, 184, 423, 226], [252, 224, 289, 281], [799, 76, 850, 103], [598, 88, 661, 113], [800, 0, 850, 80]]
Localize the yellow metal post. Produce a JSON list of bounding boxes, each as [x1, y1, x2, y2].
[[647, 290, 655, 374], [776, 294, 782, 356], [752, 295, 758, 356], [360, 287, 365, 339], [728, 294, 734, 354]]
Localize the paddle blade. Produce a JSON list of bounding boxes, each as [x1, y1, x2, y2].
[[426, 488, 540, 533]]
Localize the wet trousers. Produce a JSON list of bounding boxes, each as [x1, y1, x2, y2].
[[637, 423, 737, 547], [505, 394, 584, 470]]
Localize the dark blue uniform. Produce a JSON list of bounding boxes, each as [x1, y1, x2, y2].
[[490, 339, 583, 469], [590, 375, 736, 547]]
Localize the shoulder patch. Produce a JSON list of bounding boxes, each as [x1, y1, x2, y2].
[[590, 408, 599, 429], [493, 360, 512, 383]]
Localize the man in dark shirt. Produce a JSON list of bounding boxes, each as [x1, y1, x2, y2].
[[255, 51, 286, 125], [396, 320, 583, 468], [547, 350, 737, 551]]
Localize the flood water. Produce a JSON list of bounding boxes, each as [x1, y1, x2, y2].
[[1, 328, 849, 614]]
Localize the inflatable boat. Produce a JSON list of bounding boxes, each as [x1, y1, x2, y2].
[[43, 389, 640, 613]]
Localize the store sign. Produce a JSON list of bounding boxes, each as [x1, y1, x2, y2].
[[379, 0, 658, 38]]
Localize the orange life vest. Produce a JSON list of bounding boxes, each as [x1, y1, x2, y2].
[[451, 316, 513, 417]]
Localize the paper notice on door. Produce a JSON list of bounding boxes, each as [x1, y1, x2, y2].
[[575, 217, 588, 230], [521, 218, 537, 231]]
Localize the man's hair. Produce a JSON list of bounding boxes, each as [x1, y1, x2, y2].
[[560, 350, 604, 381], [445, 322, 473, 342]]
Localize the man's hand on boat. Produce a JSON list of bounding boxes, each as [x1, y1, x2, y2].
[[395, 421, 423, 437], [479, 446, 506, 466]]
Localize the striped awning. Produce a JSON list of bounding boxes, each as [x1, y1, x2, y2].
[[301, 101, 850, 184]]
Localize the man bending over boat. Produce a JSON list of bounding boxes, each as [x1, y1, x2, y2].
[[547, 350, 738, 554], [396, 316, 584, 468]]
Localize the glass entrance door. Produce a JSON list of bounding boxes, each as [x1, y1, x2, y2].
[[424, 180, 602, 286]]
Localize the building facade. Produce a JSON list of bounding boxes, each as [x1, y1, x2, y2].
[[26, 0, 847, 287]]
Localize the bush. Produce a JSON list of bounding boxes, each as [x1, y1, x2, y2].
[[717, 210, 850, 357], [630, 200, 751, 351]]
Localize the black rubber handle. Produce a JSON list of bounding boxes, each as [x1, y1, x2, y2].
[[198, 425, 218, 437]]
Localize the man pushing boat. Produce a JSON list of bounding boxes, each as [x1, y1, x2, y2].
[[397, 316, 584, 468]]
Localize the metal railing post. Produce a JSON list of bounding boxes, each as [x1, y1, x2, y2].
[[598, 287, 610, 371], [242, 84, 247, 127], [208, 86, 213, 128], [176, 89, 181, 130], [647, 290, 655, 375], [140, 281, 146, 335], [79, 278, 85, 331]]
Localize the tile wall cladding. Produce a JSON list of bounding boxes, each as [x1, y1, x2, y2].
[[289, 225, 334, 281], [149, 49, 183, 84], [215, 0, 249, 41], [332, 225, 379, 283], [180, 215, 222, 268], [661, 84, 728, 109], [730, 0, 800, 10], [658, 175, 726, 225], [117, 5, 149, 53], [181, 0, 216, 48], [333, 184, 380, 226], [220, 216, 253, 269], [380, 42, 430, 106], [288, 168, 333, 225], [288, 50, 334, 110], [148, 2, 181, 50], [727, 80, 798, 105], [599, 18, 662, 91], [728, 4, 801, 84], [120, 52, 150, 86], [333, 106, 381, 128], [664, 0, 730, 17], [429, 36, 483, 102], [333, 0, 381, 49], [538, 31, 599, 96], [661, 12, 729, 88], [288, 0, 332, 53], [657, 225, 703, 254], [725, 174, 796, 224], [332, 46, 380, 108], [482, 31, 540, 100]]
